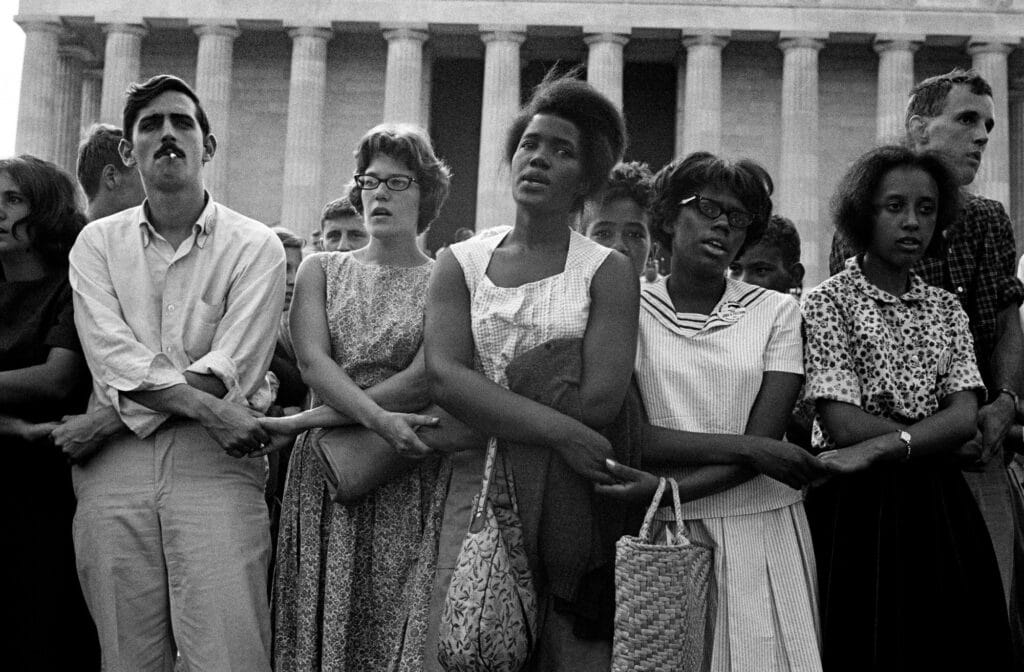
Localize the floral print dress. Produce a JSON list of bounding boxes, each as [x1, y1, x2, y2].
[[273, 252, 449, 672]]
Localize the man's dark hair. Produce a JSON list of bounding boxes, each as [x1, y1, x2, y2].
[[321, 196, 359, 224], [905, 68, 992, 127], [831, 145, 961, 260], [77, 124, 129, 200], [504, 68, 627, 212], [122, 74, 210, 140], [741, 215, 802, 268], [649, 151, 774, 259]]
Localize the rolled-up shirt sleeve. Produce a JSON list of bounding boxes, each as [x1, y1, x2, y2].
[[69, 225, 184, 436], [801, 289, 861, 407], [185, 231, 285, 410]]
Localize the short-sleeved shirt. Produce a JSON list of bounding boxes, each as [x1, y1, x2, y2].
[[803, 257, 985, 452], [830, 193, 1024, 386], [0, 272, 86, 422], [635, 276, 804, 518]]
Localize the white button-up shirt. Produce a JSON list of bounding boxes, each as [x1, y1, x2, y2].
[[69, 196, 285, 437]]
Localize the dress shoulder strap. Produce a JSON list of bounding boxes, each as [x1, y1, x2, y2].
[[449, 230, 506, 296]]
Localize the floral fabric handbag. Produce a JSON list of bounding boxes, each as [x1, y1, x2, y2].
[[437, 437, 538, 672], [612, 477, 714, 672]]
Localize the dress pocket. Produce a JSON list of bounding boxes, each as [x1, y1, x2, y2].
[[184, 298, 225, 360]]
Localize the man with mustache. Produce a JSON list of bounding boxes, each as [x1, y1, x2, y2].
[[67, 74, 284, 672], [830, 68, 1024, 661]]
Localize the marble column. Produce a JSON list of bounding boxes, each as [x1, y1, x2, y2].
[[80, 68, 103, 135], [1009, 75, 1023, 244], [874, 35, 921, 144], [680, 32, 729, 156], [476, 28, 526, 231], [969, 39, 1014, 208], [54, 45, 92, 173], [382, 25, 429, 125], [281, 26, 332, 231], [193, 23, 240, 201], [14, 18, 62, 159], [100, 23, 147, 126], [778, 34, 826, 285], [584, 31, 629, 110]]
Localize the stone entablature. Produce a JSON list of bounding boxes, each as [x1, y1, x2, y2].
[[14, 0, 1024, 42]]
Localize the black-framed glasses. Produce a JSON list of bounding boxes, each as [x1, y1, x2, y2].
[[680, 194, 754, 230], [354, 174, 418, 191]]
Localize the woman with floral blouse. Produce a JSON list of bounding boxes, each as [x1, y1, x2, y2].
[[802, 145, 1011, 670]]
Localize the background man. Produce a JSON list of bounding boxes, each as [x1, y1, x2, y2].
[[319, 195, 368, 252], [76, 124, 146, 221], [68, 74, 283, 672]]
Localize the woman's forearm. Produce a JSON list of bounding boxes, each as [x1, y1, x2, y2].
[[672, 465, 757, 503]]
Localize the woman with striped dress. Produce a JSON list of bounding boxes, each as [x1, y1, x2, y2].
[[623, 152, 828, 671]]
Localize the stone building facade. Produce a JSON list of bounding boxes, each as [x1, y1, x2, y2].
[[14, 0, 1024, 284]]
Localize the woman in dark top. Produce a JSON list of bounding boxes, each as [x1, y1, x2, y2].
[[0, 155, 98, 669]]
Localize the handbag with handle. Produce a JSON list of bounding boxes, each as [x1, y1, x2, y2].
[[612, 477, 714, 672], [437, 437, 538, 672]]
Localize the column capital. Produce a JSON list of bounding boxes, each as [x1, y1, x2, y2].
[[778, 32, 827, 52], [682, 31, 729, 50], [966, 39, 1016, 57], [382, 25, 429, 43], [872, 34, 924, 54], [480, 27, 527, 44], [58, 44, 93, 63], [192, 23, 241, 40], [100, 22, 148, 38], [286, 25, 333, 41], [583, 32, 630, 48], [14, 16, 63, 34]]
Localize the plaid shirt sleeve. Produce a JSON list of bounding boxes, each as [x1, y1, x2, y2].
[[969, 196, 1024, 311]]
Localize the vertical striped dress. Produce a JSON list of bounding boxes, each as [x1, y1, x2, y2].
[[634, 275, 822, 672]]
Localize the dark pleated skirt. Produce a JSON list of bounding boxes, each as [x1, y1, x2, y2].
[[806, 459, 1013, 672]]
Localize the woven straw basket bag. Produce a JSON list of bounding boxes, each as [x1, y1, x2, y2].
[[612, 477, 714, 672]]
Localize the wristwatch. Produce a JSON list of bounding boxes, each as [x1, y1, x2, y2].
[[995, 387, 1019, 412], [897, 430, 912, 461]]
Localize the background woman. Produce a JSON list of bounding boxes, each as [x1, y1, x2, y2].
[[802, 145, 1011, 669], [424, 74, 638, 670], [624, 152, 827, 671], [272, 124, 452, 671], [0, 155, 97, 669]]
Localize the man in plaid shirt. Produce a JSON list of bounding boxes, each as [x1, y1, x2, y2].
[[830, 68, 1024, 642]]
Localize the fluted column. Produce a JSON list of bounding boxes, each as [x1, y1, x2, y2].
[[14, 18, 62, 159], [476, 28, 526, 231], [874, 35, 922, 144], [778, 34, 826, 285], [54, 45, 91, 173], [281, 26, 332, 231], [80, 68, 103, 134], [100, 23, 147, 125], [969, 39, 1014, 207], [1009, 75, 1023, 243], [584, 30, 629, 110], [680, 32, 729, 156], [193, 23, 240, 201], [382, 25, 429, 124]]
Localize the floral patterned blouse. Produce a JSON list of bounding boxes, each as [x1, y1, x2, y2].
[[802, 257, 985, 451]]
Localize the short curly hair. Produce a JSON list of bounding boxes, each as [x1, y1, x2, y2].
[[320, 196, 358, 224], [649, 152, 773, 259], [831, 145, 960, 260], [597, 161, 654, 211], [346, 124, 451, 233], [744, 215, 802, 267], [504, 69, 626, 212], [0, 155, 87, 268]]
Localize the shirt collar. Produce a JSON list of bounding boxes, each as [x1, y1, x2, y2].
[[845, 255, 928, 304], [136, 192, 216, 248]]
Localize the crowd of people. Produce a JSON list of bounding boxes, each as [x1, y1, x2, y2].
[[1, 63, 1022, 672]]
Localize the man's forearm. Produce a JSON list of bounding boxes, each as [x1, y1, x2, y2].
[[991, 305, 1024, 394], [124, 383, 220, 424], [184, 371, 229, 399]]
